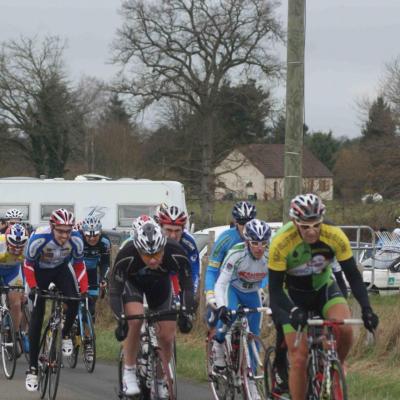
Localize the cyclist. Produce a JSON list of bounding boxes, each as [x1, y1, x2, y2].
[[24, 208, 88, 392], [109, 220, 194, 398], [268, 193, 379, 400], [204, 201, 256, 322], [0, 224, 28, 339], [80, 215, 111, 322], [0, 208, 24, 234], [213, 219, 271, 400]]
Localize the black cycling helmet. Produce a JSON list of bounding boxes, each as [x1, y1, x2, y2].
[[289, 193, 325, 222], [232, 201, 256, 225]]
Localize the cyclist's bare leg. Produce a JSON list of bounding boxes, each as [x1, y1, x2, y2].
[[8, 291, 23, 331], [285, 331, 308, 400], [156, 320, 176, 379], [326, 303, 353, 364], [123, 301, 143, 366]]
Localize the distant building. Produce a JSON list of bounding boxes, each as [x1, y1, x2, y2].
[[215, 144, 333, 201]]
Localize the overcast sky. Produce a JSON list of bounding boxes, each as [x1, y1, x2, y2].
[[0, 0, 399, 138]]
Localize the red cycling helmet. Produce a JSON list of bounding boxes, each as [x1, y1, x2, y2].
[[50, 208, 75, 226], [157, 205, 187, 227]]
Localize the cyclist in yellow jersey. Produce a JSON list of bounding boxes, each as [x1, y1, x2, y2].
[[0, 224, 28, 333], [268, 193, 379, 400]]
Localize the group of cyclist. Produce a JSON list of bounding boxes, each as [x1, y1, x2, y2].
[[0, 193, 380, 400]]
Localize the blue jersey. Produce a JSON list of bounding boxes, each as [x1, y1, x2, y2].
[[82, 233, 111, 280], [25, 226, 84, 269], [180, 231, 200, 293], [204, 227, 242, 294]]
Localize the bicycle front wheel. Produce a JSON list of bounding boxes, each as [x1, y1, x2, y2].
[[264, 346, 276, 398], [1, 309, 17, 379], [205, 335, 235, 400], [326, 359, 347, 400], [48, 323, 62, 400], [82, 311, 96, 373], [38, 326, 50, 399]]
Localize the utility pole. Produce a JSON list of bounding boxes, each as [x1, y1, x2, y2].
[[283, 0, 305, 223]]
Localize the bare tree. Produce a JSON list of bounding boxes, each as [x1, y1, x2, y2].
[[112, 0, 283, 225], [0, 35, 84, 177]]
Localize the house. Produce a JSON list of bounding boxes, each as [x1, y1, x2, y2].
[[215, 144, 333, 201]]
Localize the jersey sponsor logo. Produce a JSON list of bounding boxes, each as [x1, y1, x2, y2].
[[190, 254, 198, 262], [226, 262, 234, 271], [181, 237, 195, 252], [237, 271, 267, 282], [288, 255, 330, 276], [28, 237, 46, 259]]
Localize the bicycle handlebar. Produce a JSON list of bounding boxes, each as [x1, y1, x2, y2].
[[0, 285, 25, 293], [121, 308, 181, 321], [307, 318, 363, 326], [227, 306, 272, 316]]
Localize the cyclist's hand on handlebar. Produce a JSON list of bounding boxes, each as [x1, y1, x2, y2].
[[217, 306, 231, 325], [177, 312, 193, 334], [289, 307, 308, 330], [362, 307, 379, 333], [115, 319, 128, 342]]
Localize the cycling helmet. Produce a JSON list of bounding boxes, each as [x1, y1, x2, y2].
[[133, 221, 167, 255], [82, 216, 102, 236], [243, 219, 271, 242], [289, 193, 325, 222], [132, 215, 155, 231], [157, 205, 187, 227], [232, 201, 256, 224], [5, 208, 23, 220], [50, 208, 75, 226], [5, 224, 28, 247]]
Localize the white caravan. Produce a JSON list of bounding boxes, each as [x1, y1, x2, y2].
[[0, 177, 187, 232]]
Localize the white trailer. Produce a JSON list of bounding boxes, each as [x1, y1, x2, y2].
[[0, 177, 187, 231]]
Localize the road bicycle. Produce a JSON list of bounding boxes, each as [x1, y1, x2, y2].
[[118, 308, 180, 400], [35, 284, 81, 400], [206, 306, 271, 400], [0, 284, 19, 379], [67, 294, 96, 372], [264, 344, 290, 400], [305, 317, 363, 400]]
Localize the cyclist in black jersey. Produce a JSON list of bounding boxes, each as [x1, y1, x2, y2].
[[268, 194, 379, 400], [109, 220, 194, 397]]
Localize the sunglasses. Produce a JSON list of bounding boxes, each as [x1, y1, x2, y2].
[[249, 240, 269, 247], [53, 227, 73, 235], [297, 222, 322, 230], [139, 250, 164, 260]]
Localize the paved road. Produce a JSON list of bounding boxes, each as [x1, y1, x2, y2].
[[1, 360, 212, 400]]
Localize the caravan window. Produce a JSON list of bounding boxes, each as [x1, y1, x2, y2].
[[118, 205, 157, 227], [0, 204, 29, 221], [41, 205, 75, 221]]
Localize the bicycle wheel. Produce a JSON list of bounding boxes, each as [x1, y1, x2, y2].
[[306, 350, 323, 400], [206, 335, 235, 400], [326, 359, 347, 400], [38, 325, 51, 399], [165, 349, 177, 400], [20, 301, 31, 362], [264, 346, 276, 398], [1, 309, 17, 379], [67, 322, 79, 369], [82, 311, 96, 373], [48, 323, 62, 400]]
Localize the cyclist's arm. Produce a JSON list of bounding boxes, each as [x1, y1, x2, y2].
[[71, 232, 88, 293], [339, 257, 370, 309], [23, 260, 37, 288], [268, 269, 295, 324], [99, 236, 111, 281], [214, 257, 236, 308]]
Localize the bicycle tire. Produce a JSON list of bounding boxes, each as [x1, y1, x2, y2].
[[48, 323, 62, 400], [264, 346, 276, 398], [206, 335, 235, 400], [21, 301, 31, 362], [327, 359, 347, 400], [165, 348, 177, 400], [306, 350, 323, 400], [38, 325, 50, 399], [82, 311, 96, 373], [1, 309, 17, 379], [67, 322, 79, 369]]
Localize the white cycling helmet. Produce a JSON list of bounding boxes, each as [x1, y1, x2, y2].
[[82, 216, 102, 236], [289, 193, 325, 222], [6, 224, 28, 248], [5, 208, 23, 220], [133, 221, 167, 255]]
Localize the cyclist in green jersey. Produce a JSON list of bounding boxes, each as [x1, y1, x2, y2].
[[268, 193, 379, 400]]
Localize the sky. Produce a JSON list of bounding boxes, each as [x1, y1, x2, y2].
[[0, 0, 399, 138]]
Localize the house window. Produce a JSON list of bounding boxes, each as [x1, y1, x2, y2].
[[319, 179, 330, 192], [305, 179, 314, 192]]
